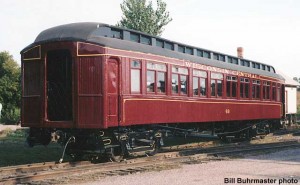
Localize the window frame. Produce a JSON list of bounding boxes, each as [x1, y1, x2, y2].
[[210, 72, 223, 98], [226, 76, 237, 99], [263, 81, 271, 100], [240, 77, 250, 99], [171, 66, 189, 96], [146, 62, 167, 94], [130, 60, 142, 93], [192, 70, 207, 97], [277, 84, 281, 102], [272, 83, 276, 101], [252, 80, 261, 99]]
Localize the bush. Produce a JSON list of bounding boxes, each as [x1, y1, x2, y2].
[[0, 108, 20, 124]]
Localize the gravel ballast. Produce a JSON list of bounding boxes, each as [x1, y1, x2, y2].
[[79, 148, 300, 185]]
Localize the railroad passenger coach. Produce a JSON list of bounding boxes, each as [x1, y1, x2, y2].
[[21, 22, 285, 160]]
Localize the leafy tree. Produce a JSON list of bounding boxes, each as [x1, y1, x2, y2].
[[0, 51, 21, 124], [293, 77, 298, 82], [117, 0, 172, 36]]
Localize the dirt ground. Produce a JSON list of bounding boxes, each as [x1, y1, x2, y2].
[[78, 148, 300, 185], [0, 124, 20, 132]]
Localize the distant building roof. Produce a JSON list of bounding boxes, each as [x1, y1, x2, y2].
[[277, 70, 300, 86]]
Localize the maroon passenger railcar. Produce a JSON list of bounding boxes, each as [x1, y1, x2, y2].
[[21, 23, 284, 159]]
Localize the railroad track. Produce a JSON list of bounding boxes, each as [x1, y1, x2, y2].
[[1, 140, 300, 185]]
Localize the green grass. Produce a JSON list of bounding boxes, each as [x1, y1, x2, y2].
[[0, 129, 71, 167]]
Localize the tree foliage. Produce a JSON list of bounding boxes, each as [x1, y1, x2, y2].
[[117, 0, 172, 36], [0, 51, 21, 124]]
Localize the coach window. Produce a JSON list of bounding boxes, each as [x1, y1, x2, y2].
[[252, 80, 261, 99], [277, 84, 281, 101], [147, 62, 166, 94], [226, 76, 237, 98], [203, 51, 210, 58], [263, 81, 271, 100], [172, 66, 188, 95], [130, 60, 141, 93], [272, 83, 276, 101], [193, 70, 207, 97], [240, 78, 249, 98], [211, 73, 223, 97]]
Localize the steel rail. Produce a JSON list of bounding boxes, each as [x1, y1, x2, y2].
[[1, 140, 299, 185]]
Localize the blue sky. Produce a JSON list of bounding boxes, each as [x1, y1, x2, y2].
[[1, 0, 299, 77]]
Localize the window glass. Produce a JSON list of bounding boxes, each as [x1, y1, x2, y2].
[[172, 66, 188, 95], [217, 80, 223, 97], [226, 81, 231, 97], [131, 61, 141, 93], [178, 45, 185, 53], [141, 35, 151, 45], [131, 60, 141, 68], [146, 62, 167, 94], [193, 70, 207, 78], [181, 76, 187, 94], [156, 39, 164, 48], [111, 29, 122, 39], [213, 54, 219, 60], [172, 74, 179, 94], [252, 80, 261, 99], [232, 58, 238, 64], [193, 77, 199, 95], [220, 55, 225, 62], [232, 82, 237, 97], [131, 69, 140, 92], [263, 81, 270, 100], [272, 83, 276, 101], [147, 70, 155, 92], [211, 73, 223, 98], [197, 50, 203, 57], [211, 73, 223, 80], [277, 84, 281, 101], [203, 51, 210, 58], [240, 78, 249, 99], [211, 81, 216, 97], [147, 62, 166, 71], [193, 70, 207, 97], [200, 78, 206, 96], [165, 42, 173, 50], [157, 72, 166, 93], [172, 66, 188, 74], [241, 60, 250, 67], [226, 76, 237, 98], [186, 47, 193, 55], [130, 33, 139, 42], [245, 83, 249, 98]]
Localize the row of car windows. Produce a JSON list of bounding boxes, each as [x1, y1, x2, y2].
[[130, 61, 281, 101], [110, 28, 275, 73]]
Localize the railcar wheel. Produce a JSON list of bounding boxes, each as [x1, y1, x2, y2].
[[68, 151, 83, 161], [146, 131, 163, 156], [146, 138, 160, 156], [107, 147, 124, 162]]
